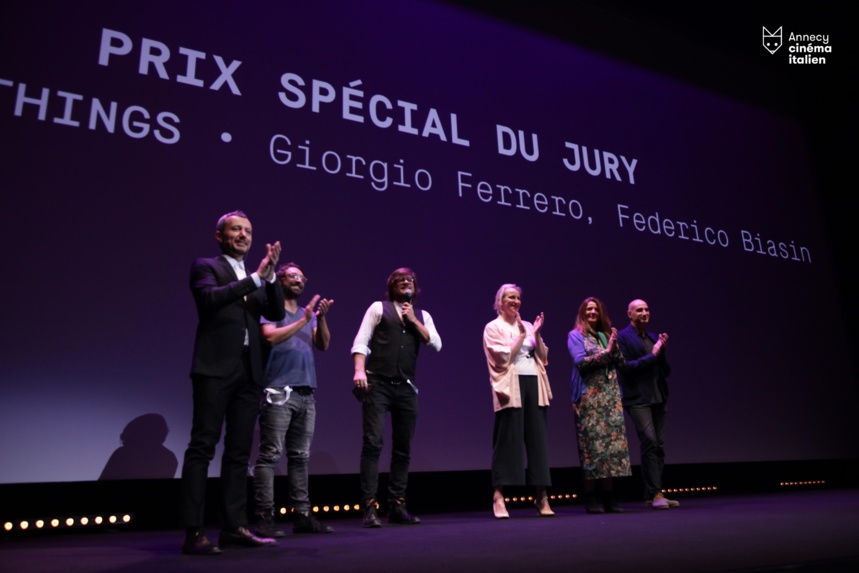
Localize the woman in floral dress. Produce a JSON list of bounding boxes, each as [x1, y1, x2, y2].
[[568, 296, 631, 513]]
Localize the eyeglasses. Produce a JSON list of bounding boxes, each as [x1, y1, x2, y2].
[[394, 276, 415, 284], [281, 272, 308, 283]]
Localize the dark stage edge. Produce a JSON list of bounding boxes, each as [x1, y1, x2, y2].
[[2, 490, 858, 573]]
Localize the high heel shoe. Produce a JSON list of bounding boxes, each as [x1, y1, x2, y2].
[[493, 496, 510, 519], [535, 496, 555, 517]]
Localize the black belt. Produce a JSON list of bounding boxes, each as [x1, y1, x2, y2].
[[292, 386, 314, 395]]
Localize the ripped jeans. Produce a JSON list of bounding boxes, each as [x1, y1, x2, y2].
[[253, 389, 316, 515]]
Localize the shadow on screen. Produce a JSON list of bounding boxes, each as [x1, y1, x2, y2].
[[99, 413, 179, 480]]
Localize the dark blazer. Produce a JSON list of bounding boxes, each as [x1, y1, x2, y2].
[[617, 324, 671, 407], [189, 255, 285, 385]]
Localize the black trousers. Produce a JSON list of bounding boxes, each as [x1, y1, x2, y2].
[[626, 402, 667, 500], [182, 351, 261, 531], [360, 379, 419, 503], [491, 375, 551, 487]]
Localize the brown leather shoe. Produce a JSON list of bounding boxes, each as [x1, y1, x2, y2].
[[181, 532, 222, 555], [219, 527, 278, 548], [388, 499, 421, 524], [363, 500, 383, 528]]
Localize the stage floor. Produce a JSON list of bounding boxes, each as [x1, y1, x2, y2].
[[2, 490, 858, 573]]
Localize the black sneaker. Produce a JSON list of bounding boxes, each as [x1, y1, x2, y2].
[[253, 515, 286, 538], [293, 512, 334, 534]]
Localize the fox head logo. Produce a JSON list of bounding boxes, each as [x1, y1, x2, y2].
[[763, 26, 782, 54]]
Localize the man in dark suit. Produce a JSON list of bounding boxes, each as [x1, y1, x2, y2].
[[617, 299, 678, 510], [181, 210, 285, 555]]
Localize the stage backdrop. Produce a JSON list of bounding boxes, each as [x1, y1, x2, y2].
[[1, 0, 855, 484]]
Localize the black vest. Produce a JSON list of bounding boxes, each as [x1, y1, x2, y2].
[[366, 301, 422, 382]]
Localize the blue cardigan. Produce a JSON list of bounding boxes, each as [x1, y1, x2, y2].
[[567, 329, 624, 404]]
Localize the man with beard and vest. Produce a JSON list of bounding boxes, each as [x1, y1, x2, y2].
[[351, 268, 442, 528]]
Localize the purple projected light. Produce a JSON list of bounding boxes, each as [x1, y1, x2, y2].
[[0, 0, 854, 484]]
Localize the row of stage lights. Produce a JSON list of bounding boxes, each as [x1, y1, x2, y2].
[[294, 490, 721, 515], [1, 482, 824, 532], [504, 494, 578, 503], [4, 514, 132, 533], [292, 493, 583, 515]]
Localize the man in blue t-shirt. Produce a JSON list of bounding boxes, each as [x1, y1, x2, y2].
[[253, 263, 334, 536]]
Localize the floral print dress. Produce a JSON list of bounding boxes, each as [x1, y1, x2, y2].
[[568, 330, 631, 480]]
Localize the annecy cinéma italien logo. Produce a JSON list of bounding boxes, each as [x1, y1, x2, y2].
[[762, 26, 782, 54], [762, 26, 831, 65]]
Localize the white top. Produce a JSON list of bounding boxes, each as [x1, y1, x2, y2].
[[351, 301, 442, 356]]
